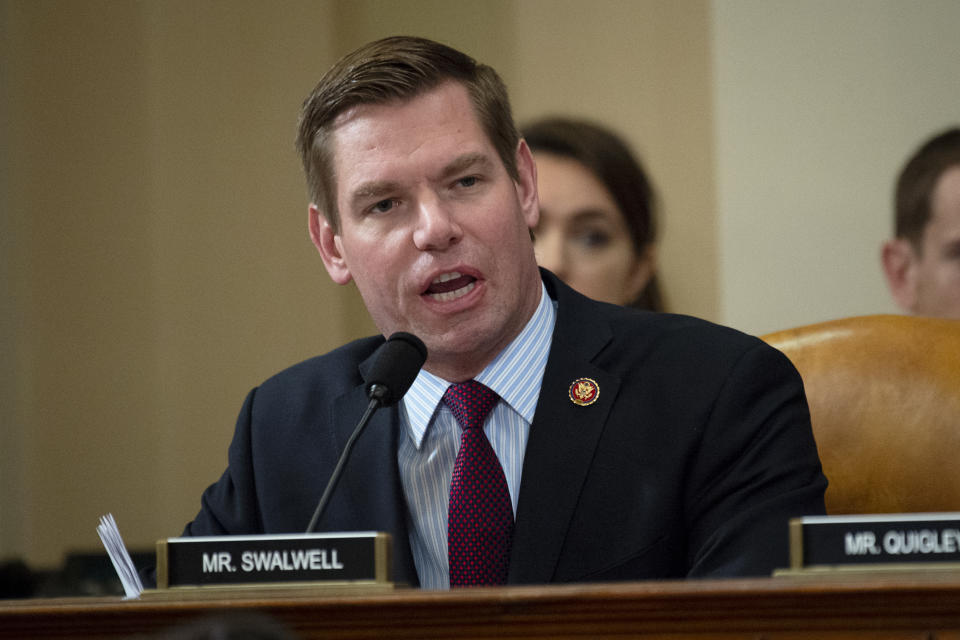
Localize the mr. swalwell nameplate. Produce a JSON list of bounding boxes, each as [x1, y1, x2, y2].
[[156, 531, 391, 588], [789, 513, 960, 571]]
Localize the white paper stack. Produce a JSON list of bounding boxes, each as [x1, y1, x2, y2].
[[96, 513, 144, 599]]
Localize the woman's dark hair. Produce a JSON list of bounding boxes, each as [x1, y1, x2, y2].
[[522, 117, 663, 311]]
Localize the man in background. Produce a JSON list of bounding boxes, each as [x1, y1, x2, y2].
[[882, 127, 960, 319]]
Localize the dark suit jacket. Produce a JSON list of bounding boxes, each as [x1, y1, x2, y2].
[[184, 270, 827, 586]]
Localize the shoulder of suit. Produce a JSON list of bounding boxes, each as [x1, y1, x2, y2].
[[255, 334, 384, 397], [602, 306, 767, 361]]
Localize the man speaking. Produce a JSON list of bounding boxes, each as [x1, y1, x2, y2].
[[183, 36, 826, 589]]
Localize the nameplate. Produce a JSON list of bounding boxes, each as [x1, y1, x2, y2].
[[155, 531, 391, 588], [789, 513, 960, 570]]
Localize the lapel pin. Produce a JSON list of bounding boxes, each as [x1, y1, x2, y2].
[[568, 378, 599, 406]]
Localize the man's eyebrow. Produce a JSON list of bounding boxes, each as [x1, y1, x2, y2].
[[437, 152, 494, 181], [348, 153, 494, 207], [350, 180, 402, 205]]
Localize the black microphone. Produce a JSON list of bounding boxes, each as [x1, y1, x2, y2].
[[305, 332, 427, 533]]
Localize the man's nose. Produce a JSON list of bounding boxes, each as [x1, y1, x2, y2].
[[412, 194, 462, 251]]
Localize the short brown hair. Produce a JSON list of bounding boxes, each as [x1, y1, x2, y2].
[[295, 36, 519, 231], [895, 127, 960, 249]]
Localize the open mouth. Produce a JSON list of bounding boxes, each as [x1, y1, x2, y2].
[[424, 271, 477, 302]]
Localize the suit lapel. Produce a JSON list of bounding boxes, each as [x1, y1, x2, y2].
[[509, 272, 621, 584]]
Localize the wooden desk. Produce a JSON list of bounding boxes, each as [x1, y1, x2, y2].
[[4, 572, 960, 639]]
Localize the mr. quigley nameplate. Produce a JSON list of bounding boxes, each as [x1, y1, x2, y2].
[[789, 513, 960, 570], [156, 531, 391, 588]]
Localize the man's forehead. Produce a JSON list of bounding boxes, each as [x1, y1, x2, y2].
[[932, 166, 960, 217], [331, 98, 395, 131]]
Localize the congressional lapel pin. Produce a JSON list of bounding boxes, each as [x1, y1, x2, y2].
[[568, 378, 599, 406]]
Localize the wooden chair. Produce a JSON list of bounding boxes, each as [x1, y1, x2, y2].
[[761, 314, 960, 515]]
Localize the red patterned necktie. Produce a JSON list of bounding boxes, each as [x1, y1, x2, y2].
[[444, 380, 514, 587]]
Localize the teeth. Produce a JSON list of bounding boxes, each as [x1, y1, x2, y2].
[[432, 271, 461, 284], [429, 281, 475, 302]]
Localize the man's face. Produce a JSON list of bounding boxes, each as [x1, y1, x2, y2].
[[884, 166, 960, 319], [309, 81, 542, 380]]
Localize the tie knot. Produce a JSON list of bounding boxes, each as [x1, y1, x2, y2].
[[443, 381, 498, 431]]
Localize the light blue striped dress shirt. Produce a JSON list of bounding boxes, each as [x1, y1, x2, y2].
[[398, 282, 556, 589]]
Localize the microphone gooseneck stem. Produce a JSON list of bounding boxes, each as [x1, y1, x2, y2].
[[305, 396, 382, 533]]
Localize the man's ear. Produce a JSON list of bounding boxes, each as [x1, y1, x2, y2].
[[881, 237, 919, 312], [514, 139, 540, 230], [308, 204, 352, 285]]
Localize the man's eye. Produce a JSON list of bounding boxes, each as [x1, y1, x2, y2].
[[457, 176, 478, 188], [371, 199, 395, 213]]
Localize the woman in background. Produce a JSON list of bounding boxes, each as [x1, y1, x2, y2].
[[523, 117, 664, 311]]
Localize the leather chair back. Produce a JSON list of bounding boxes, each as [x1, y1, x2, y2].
[[761, 315, 960, 515]]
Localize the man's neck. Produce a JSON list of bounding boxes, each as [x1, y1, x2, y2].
[[423, 279, 547, 382]]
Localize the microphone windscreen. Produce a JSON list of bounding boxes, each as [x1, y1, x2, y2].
[[365, 332, 428, 406]]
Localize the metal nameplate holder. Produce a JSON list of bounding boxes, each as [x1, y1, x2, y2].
[[149, 531, 393, 596], [777, 513, 960, 576]]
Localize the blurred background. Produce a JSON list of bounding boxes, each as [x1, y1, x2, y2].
[[2, 0, 958, 591]]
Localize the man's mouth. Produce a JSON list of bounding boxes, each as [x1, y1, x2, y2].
[[424, 271, 477, 302]]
